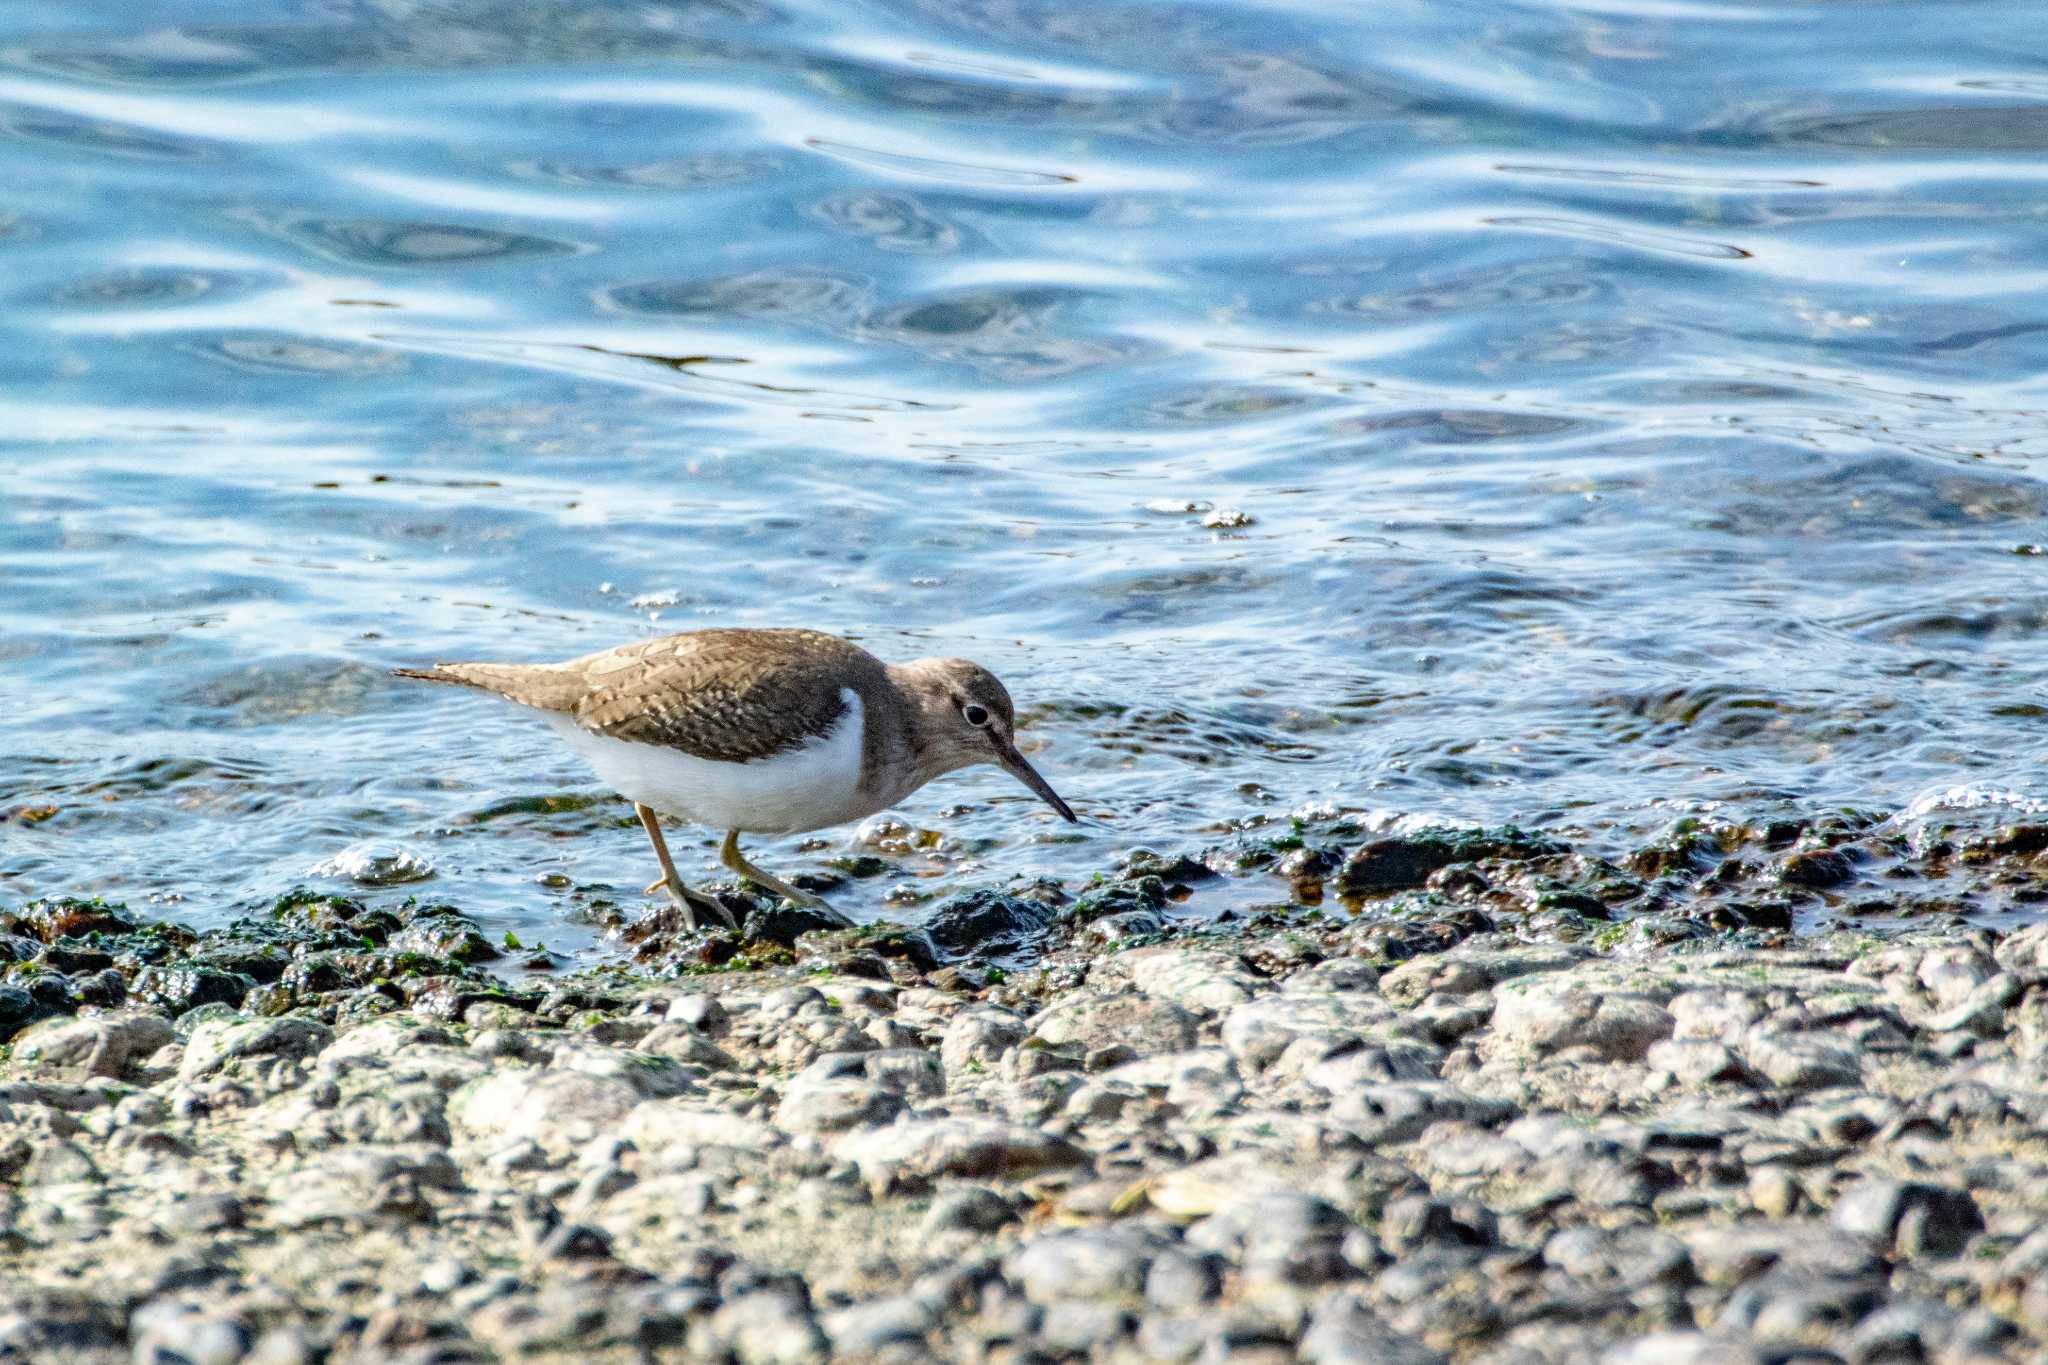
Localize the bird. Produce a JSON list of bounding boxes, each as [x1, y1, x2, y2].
[[393, 627, 1077, 930]]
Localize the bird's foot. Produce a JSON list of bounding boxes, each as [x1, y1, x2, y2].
[[652, 876, 740, 932], [763, 882, 853, 927]]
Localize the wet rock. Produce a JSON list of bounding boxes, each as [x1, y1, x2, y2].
[[0, 985, 56, 1043], [1338, 826, 1567, 892], [922, 890, 1056, 961], [4, 897, 139, 943], [744, 902, 848, 947], [1779, 847, 1857, 888], [131, 963, 255, 1016]]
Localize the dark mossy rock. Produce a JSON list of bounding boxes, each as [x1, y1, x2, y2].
[[132, 963, 255, 1015], [4, 897, 140, 944], [795, 922, 940, 974], [173, 1002, 243, 1039], [281, 954, 353, 996], [271, 887, 369, 923], [622, 888, 764, 950], [1119, 849, 1217, 885], [1337, 826, 1570, 894], [1967, 824, 2048, 859], [826, 854, 897, 879], [186, 942, 294, 984], [1278, 846, 1344, 883], [1728, 899, 1795, 931], [1626, 828, 1722, 879], [1069, 876, 1168, 924], [1531, 888, 1609, 917], [38, 938, 115, 975], [923, 889, 1058, 963], [389, 910, 499, 964], [0, 985, 57, 1042], [105, 920, 200, 966], [70, 969, 126, 1009], [744, 902, 848, 948], [788, 869, 849, 896], [410, 980, 544, 1022], [1779, 847, 1857, 889]]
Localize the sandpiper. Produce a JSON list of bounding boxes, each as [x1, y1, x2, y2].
[[394, 627, 1076, 929]]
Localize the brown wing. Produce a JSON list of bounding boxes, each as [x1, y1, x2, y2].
[[567, 628, 882, 763], [399, 629, 886, 763]]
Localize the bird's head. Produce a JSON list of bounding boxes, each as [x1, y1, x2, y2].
[[896, 657, 1077, 822]]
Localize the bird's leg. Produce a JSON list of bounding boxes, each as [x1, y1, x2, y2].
[[719, 830, 851, 925], [635, 804, 737, 931]]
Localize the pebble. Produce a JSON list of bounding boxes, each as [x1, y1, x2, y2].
[[3, 868, 2048, 1364]]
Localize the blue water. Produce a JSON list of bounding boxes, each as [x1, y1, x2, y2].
[[4, 0, 2047, 957]]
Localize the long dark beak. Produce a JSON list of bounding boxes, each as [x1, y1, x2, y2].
[[996, 739, 1077, 823]]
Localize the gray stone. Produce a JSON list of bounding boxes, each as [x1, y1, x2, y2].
[[1326, 1081, 1513, 1144], [1378, 1194, 1497, 1255], [833, 1119, 1087, 1192], [1299, 1290, 1446, 1365], [450, 1067, 641, 1159], [179, 1016, 333, 1082], [1032, 992, 1198, 1058], [820, 1295, 935, 1354], [710, 1290, 827, 1365], [129, 1298, 250, 1365], [1005, 1226, 1171, 1304], [1037, 1300, 1130, 1353], [1601, 1333, 1764, 1365], [1490, 978, 1673, 1060], [1123, 945, 1264, 1013], [939, 1008, 1026, 1077], [1221, 993, 1398, 1072], [773, 1079, 905, 1136], [1745, 1030, 1862, 1091], [12, 1012, 172, 1079], [1831, 1179, 1982, 1258], [921, 1185, 1018, 1234]]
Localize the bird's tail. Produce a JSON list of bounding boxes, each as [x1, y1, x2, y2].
[[391, 662, 583, 712], [391, 665, 467, 685]]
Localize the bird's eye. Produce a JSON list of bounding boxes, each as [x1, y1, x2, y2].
[[962, 703, 990, 727]]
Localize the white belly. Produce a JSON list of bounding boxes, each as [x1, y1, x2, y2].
[[541, 688, 876, 834]]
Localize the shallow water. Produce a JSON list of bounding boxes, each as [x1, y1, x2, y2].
[[4, 0, 2047, 958]]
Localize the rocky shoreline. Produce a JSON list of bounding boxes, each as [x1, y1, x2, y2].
[[7, 804, 2048, 1362]]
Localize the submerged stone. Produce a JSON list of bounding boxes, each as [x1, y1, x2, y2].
[[1337, 827, 1569, 893], [923, 890, 1057, 961]]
